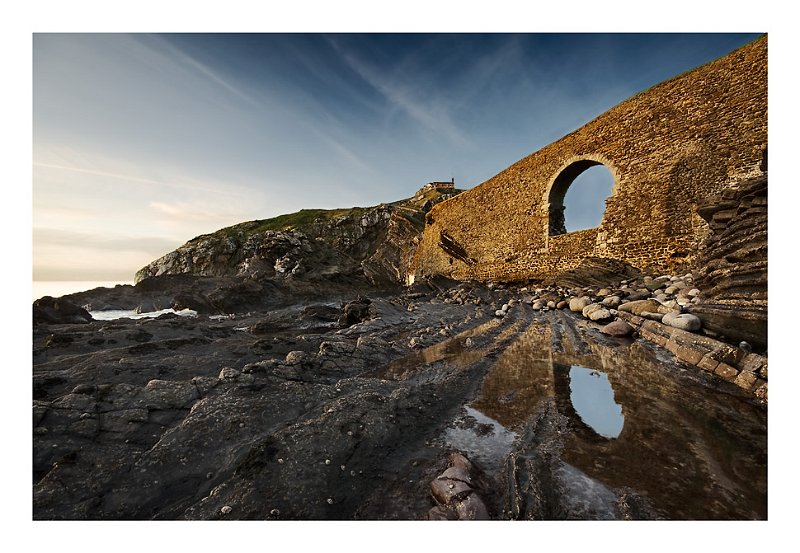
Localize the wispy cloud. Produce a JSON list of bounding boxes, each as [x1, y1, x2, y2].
[[33, 160, 253, 200], [146, 35, 262, 110], [326, 37, 471, 148]]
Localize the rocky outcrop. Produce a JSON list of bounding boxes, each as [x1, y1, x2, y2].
[[33, 297, 93, 324], [135, 186, 461, 287], [688, 174, 767, 349]]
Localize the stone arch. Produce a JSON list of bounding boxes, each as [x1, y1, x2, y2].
[[544, 155, 620, 237]]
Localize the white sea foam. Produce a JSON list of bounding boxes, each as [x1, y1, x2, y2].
[[89, 308, 198, 321]]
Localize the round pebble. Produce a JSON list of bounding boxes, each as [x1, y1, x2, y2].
[[221, 505, 232, 515]]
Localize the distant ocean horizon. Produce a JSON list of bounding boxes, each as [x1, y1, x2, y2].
[[32, 280, 134, 302]]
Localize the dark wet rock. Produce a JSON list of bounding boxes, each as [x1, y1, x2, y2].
[[426, 505, 459, 520], [338, 298, 373, 328], [455, 493, 490, 520], [34, 297, 93, 324], [32, 273, 766, 521], [430, 477, 472, 505]]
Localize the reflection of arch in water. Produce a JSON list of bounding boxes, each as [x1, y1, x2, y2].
[[552, 363, 624, 443]]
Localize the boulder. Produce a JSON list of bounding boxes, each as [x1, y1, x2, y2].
[[582, 304, 613, 322], [601, 295, 621, 308], [600, 320, 634, 337], [662, 312, 702, 332], [338, 297, 373, 328], [33, 297, 93, 324], [618, 299, 663, 316], [569, 297, 593, 312]]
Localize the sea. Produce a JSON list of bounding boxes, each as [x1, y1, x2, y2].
[[32, 280, 198, 321]]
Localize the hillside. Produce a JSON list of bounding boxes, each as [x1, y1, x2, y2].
[[135, 183, 462, 287]]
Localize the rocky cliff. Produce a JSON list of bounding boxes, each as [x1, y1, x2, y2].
[[135, 185, 461, 287]]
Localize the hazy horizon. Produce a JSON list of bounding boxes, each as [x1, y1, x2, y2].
[[33, 32, 761, 282]]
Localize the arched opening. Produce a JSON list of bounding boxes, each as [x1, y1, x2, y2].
[[548, 161, 615, 235]]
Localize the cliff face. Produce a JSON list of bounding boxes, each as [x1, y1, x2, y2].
[[135, 185, 460, 287], [688, 174, 767, 349]]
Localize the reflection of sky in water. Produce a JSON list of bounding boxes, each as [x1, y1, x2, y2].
[[569, 366, 624, 438], [444, 406, 517, 472]]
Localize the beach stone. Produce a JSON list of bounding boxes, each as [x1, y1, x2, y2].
[[569, 297, 593, 312], [582, 303, 612, 321], [601, 295, 621, 308], [449, 453, 474, 473], [588, 307, 613, 321], [600, 320, 634, 337], [687, 288, 701, 297], [597, 288, 612, 296], [532, 301, 544, 310], [431, 478, 472, 506], [662, 312, 702, 331], [556, 300, 568, 309], [440, 467, 472, 484], [494, 310, 506, 318], [624, 290, 651, 301], [645, 281, 665, 292], [618, 299, 662, 316]]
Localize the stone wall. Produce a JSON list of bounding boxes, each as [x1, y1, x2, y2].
[[411, 36, 767, 283]]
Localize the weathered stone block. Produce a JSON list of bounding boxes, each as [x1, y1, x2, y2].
[[714, 363, 738, 380], [733, 370, 757, 391], [673, 343, 704, 366], [697, 355, 720, 372]]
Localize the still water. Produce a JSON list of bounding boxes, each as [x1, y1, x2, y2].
[[445, 321, 767, 519]]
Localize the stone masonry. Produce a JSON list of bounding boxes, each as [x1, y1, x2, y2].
[[411, 36, 767, 283]]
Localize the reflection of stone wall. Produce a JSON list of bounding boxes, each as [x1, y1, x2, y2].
[[471, 324, 555, 429], [474, 317, 766, 519], [411, 36, 767, 282]]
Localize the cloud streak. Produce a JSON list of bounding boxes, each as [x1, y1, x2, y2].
[[326, 36, 472, 148]]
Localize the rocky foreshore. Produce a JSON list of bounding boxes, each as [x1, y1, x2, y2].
[[33, 269, 767, 520]]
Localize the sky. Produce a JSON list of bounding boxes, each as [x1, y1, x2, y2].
[[32, 32, 762, 282], [10, 2, 794, 549]]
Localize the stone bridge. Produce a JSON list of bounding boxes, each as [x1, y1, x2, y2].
[[411, 35, 767, 283]]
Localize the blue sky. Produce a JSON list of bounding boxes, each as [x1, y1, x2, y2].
[[32, 32, 761, 280]]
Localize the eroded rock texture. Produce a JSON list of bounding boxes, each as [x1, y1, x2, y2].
[[689, 174, 767, 349]]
